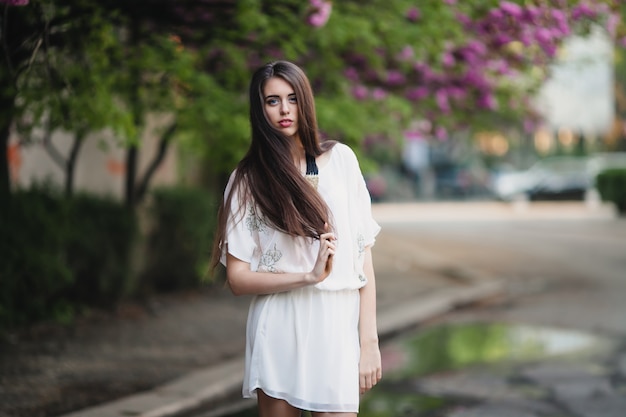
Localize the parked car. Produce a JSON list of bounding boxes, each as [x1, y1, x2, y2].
[[490, 164, 537, 200], [586, 152, 626, 183], [491, 156, 590, 201]]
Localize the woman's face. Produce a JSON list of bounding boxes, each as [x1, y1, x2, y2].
[[263, 77, 299, 140]]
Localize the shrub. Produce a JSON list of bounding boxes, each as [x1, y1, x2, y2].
[[0, 187, 73, 329], [596, 168, 626, 215], [140, 186, 218, 292], [64, 193, 137, 308], [0, 187, 138, 331]]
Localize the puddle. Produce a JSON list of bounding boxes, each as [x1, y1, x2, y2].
[[213, 323, 614, 417]]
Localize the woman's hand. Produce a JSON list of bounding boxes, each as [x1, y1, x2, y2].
[[308, 231, 336, 284], [359, 340, 382, 395]]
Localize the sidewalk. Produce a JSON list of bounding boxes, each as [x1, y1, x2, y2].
[[56, 204, 519, 417]]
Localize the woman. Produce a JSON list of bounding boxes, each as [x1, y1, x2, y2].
[[211, 61, 381, 416]]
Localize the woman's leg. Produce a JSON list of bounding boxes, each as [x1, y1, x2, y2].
[[257, 389, 302, 417], [311, 412, 357, 417]]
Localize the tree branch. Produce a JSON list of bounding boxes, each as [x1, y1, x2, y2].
[[42, 118, 66, 171], [1, 4, 15, 75], [65, 129, 85, 197], [135, 121, 177, 203]]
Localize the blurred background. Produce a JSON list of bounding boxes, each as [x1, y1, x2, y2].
[[1, 1, 626, 415], [2, 0, 626, 337]]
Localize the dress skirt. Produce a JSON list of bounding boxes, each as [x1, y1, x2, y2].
[[243, 285, 361, 412]]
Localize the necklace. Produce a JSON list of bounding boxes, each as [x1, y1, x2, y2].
[[305, 154, 319, 190]]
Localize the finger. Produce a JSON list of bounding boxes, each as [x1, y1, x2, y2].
[[324, 254, 333, 274], [320, 232, 336, 241]]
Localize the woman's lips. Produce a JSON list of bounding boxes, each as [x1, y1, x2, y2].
[[279, 119, 293, 127]]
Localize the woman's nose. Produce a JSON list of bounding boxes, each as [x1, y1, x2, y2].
[[280, 101, 290, 114]]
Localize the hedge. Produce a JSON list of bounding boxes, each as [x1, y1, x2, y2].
[[596, 168, 626, 215], [139, 186, 218, 292], [0, 187, 137, 330]]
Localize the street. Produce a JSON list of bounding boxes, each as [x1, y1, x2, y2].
[[377, 204, 626, 335], [369, 201, 626, 417]]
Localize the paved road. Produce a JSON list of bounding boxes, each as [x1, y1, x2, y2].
[[378, 203, 626, 335], [370, 201, 626, 417]]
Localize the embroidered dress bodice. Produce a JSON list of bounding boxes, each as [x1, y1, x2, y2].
[[221, 143, 380, 291]]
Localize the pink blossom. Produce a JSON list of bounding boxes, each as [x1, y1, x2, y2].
[[398, 45, 414, 61], [571, 3, 596, 21], [524, 5, 540, 23], [404, 130, 424, 142], [535, 27, 552, 44], [519, 31, 533, 47], [488, 59, 512, 75], [406, 87, 429, 101], [447, 86, 466, 100], [344, 67, 359, 82], [500, 1, 523, 18], [406, 7, 420, 22], [352, 85, 369, 101], [0, 0, 29, 5], [441, 51, 455, 67], [493, 33, 512, 47], [456, 13, 471, 27], [435, 126, 448, 141], [463, 70, 489, 89], [466, 40, 487, 56], [416, 119, 432, 133], [477, 93, 497, 110], [308, 0, 332, 28], [523, 119, 537, 134], [372, 88, 388, 100], [436, 89, 451, 113], [386, 70, 406, 86], [414, 62, 438, 82], [489, 9, 504, 21], [443, 0, 457, 5], [606, 13, 620, 38]]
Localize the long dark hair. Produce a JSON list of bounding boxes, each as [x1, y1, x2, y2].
[[211, 61, 336, 269]]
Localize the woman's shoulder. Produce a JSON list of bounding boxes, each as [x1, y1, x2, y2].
[[329, 142, 358, 163]]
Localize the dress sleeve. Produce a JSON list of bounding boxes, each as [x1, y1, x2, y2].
[[352, 151, 381, 248], [219, 174, 260, 267]]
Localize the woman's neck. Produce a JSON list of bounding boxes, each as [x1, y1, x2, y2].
[[291, 137, 306, 170]]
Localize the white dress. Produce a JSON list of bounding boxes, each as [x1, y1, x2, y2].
[[220, 143, 381, 412]]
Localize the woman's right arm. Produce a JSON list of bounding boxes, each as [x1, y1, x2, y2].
[[226, 231, 336, 296]]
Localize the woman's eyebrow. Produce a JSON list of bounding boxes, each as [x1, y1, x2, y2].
[[264, 93, 296, 99]]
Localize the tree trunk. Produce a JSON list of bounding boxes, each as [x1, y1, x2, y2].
[[125, 144, 138, 208], [0, 121, 10, 201], [125, 18, 141, 209], [0, 86, 15, 200], [65, 130, 85, 198], [135, 122, 177, 204]]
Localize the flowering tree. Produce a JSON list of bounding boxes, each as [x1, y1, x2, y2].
[[0, 0, 216, 203], [318, 0, 624, 141], [1, 0, 624, 199], [175, 0, 624, 179]]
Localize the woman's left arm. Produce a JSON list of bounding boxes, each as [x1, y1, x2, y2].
[[358, 246, 382, 394]]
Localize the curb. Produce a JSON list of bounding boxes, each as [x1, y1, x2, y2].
[[59, 279, 504, 417]]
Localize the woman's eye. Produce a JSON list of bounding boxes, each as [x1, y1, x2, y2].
[[288, 96, 297, 103], [267, 98, 279, 106]]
